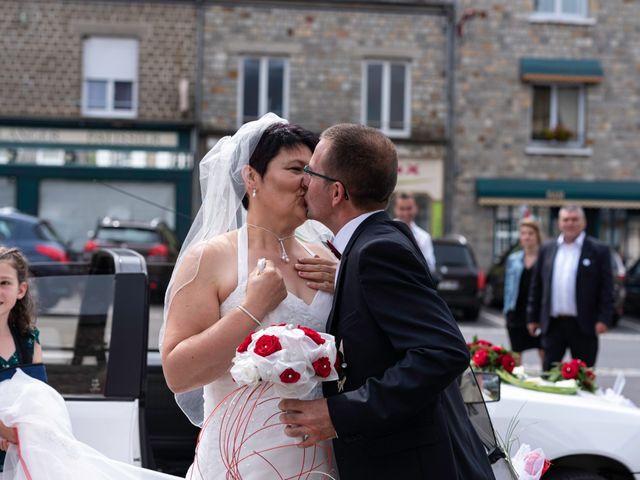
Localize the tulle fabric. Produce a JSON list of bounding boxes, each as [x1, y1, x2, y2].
[[160, 113, 332, 427], [0, 370, 181, 480]]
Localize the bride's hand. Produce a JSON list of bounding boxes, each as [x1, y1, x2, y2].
[[295, 256, 337, 294], [244, 259, 288, 319]]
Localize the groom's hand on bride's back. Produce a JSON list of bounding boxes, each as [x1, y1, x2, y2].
[[278, 398, 337, 448], [244, 260, 287, 319], [294, 256, 337, 294]]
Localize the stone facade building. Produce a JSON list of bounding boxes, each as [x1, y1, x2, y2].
[[455, 0, 640, 267], [199, 0, 455, 237], [0, 0, 198, 248]]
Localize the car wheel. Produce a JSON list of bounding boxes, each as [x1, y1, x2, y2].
[[463, 307, 480, 321], [545, 468, 607, 480]]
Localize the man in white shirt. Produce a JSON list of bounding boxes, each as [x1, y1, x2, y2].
[[527, 205, 613, 370], [393, 192, 436, 273]]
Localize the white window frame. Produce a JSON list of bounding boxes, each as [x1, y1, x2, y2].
[[529, 0, 595, 25], [82, 37, 138, 118], [237, 56, 289, 128], [361, 60, 411, 138], [528, 83, 588, 153]]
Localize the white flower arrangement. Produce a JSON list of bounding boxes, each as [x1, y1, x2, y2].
[[230, 324, 339, 399]]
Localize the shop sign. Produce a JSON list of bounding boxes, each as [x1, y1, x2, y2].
[[0, 127, 178, 148]]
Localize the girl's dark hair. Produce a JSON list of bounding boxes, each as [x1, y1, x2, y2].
[[242, 123, 319, 209], [0, 247, 35, 335]]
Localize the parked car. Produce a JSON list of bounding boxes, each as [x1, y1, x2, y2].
[[84, 217, 179, 302], [623, 258, 640, 317], [0, 207, 72, 308], [0, 207, 71, 263], [433, 234, 485, 320], [485, 243, 626, 326], [488, 381, 640, 479]]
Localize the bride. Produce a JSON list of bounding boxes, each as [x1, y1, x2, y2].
[[161, 113, 338, 479]]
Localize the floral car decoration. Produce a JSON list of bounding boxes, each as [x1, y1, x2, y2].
[[546, 358, 597, 393], [468, 336, 516, 374], [467, 336, 596, 395]]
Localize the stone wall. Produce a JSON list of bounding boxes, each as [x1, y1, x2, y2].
[[200, 3, 450, 139], [455, 0, 640, 267], [0, 0, 197, 120]]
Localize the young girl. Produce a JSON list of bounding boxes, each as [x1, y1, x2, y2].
[[0, 247, 41, 467]]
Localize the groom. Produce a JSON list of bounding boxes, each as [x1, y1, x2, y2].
[[279, 124, 495, 479]]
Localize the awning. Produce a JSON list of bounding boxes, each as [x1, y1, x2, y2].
[[476, 178, 640, 209], [520, 58, 603, 84]]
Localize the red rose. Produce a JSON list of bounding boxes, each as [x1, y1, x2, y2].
[[585, 369, 596, 380], [571, 358, 587, 369], [475, 339, 492, 347], [312, 356, 332, 378], [472, 349, 489, 367], [280, 368, 301, 384], [237, 332, 254, 353], [561, 362, 579, 379], [254, 335, 282, 357], [492, 345, 504, 353], [500, 354, 515, 373], [298, 325, 325, 345]]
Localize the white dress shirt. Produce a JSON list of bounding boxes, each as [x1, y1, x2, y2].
[[551, 231, 585, 317], [408, 221, 436, 272], [333, 210, 383, 279]]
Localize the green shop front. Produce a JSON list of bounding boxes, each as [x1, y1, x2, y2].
[[476, 178, 640, 263], [0, 118, 194, 253]]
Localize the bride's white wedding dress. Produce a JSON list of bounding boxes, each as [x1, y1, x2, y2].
[[186, 226, 336, 480]]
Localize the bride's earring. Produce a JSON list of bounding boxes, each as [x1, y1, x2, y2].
[[252, 188, 256, 198]]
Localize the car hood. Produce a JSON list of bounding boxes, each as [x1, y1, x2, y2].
[[487, 383, 640, 472]]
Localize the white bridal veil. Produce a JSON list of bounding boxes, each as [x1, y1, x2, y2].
[[160, 113, 331, 426]]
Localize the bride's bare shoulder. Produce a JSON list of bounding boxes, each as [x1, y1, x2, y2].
[[176, 231, 237, 277]]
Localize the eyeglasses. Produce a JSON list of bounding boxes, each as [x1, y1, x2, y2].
[[303, 165, 350, 200]]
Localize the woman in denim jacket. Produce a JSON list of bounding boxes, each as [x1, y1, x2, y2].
[[503, 218, 543, 366]]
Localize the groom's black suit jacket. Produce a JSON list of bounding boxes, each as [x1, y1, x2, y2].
[[323, 212, 494, 480]]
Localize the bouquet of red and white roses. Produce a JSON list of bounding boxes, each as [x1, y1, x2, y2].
[[230, 324, 339, 399]]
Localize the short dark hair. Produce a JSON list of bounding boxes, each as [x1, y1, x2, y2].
[[242, 123, 318, 208], [321, 124, 397, 210]]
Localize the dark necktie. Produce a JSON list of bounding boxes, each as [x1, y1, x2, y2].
[[323, 240, 342, 260]]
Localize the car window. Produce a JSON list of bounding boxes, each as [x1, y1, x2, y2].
[[36, 221, 66, 244], [0, 219, 14, 240], [96, 227, 161, 244], [434, 244, 475, 267], [32, 272, 115, 396]]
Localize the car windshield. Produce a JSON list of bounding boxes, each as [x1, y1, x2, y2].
[[434, 244, 475, 267], [97, 227, 161, 244], [36, 221, 67, 244]]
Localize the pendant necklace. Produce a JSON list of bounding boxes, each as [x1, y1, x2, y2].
[[247, 223, 295, 263]]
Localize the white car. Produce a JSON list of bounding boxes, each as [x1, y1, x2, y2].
[[488, 381, 640, 479]]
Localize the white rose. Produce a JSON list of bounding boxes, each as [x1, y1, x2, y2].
[[230, 358, 261, 386]]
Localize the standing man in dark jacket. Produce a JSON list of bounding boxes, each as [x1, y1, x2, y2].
[[527, 205, 613, 370], [279, 124, 495, 479]]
